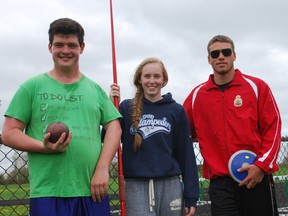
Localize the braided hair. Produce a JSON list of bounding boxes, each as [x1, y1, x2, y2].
[[131, 57, 168, 150]]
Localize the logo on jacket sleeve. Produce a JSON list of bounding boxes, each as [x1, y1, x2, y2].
[[130, 114, 171, 139], [234, 95, 243, 107]]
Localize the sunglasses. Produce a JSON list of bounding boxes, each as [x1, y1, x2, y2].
[[210, 48, 232, 59]]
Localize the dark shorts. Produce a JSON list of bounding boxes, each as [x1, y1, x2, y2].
[[209, 175, 278, 216], [30, 196, 110, 216]]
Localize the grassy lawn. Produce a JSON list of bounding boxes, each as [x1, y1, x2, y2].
[[0, 205, 30, 216], [0, 168, 287, 216], [0, 184, 30, 200], [0, 179, 120, 216], [274, 165, 288, 178]]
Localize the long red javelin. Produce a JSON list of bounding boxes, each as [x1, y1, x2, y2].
[[109, 0, 126, 215]]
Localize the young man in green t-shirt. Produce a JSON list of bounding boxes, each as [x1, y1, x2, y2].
[[2, 18, 122, 216]]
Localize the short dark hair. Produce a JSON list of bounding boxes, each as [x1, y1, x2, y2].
[[48, 18, 85, 45], [207, 35, 235, 54]]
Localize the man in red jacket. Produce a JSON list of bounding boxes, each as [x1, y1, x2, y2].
[[183, 35, 282, 216]]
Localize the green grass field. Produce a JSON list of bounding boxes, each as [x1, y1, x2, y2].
[[0, 180, 119, 216], [0, 166, 287, 216]]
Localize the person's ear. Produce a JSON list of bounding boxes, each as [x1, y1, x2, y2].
[[80, 42, 85, 54], [48, 44, 52, 54]]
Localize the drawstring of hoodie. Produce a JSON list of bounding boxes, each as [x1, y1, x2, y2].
[[149, 179, 155, 212]]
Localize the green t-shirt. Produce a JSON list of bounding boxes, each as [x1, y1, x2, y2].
[[5, 73, 121, 198]]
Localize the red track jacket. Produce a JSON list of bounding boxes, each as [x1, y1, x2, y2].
[[183, 69, 282, 179]]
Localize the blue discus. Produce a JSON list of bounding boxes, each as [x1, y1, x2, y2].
[[228, 150, 257, 183]]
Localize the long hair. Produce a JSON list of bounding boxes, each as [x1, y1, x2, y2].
[[131, 57, 168, 150]]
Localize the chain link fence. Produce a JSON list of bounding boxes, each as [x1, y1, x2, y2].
[[1, 141, 288, 216]]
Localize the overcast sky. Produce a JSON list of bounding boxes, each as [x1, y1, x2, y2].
[[0, 0, 287, 136]]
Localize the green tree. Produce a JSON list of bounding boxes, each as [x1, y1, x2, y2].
[[6, 151, 29, 184]]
